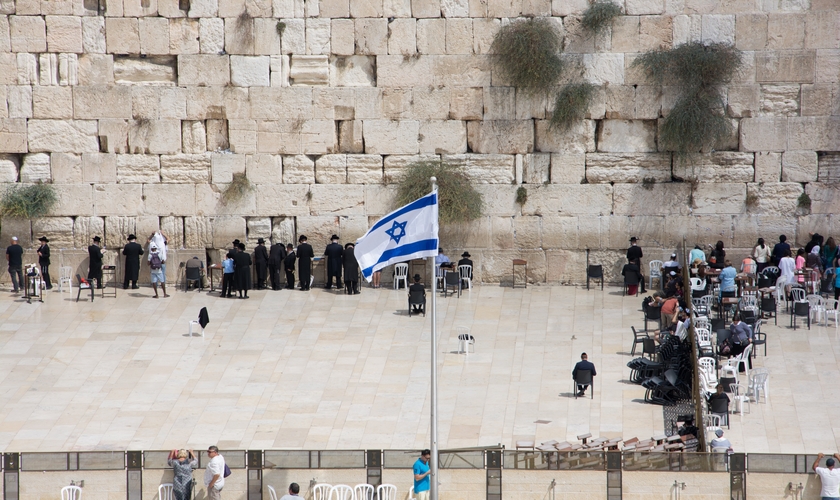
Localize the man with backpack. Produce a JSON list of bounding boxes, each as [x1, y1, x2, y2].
[[148, 245, 169, 298], [204, 445, 227, 500]]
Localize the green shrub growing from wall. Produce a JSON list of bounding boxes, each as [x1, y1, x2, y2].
[[0, 182, 57, 218], [581, 1, 622, 35], [490, 18, 564, 96], [550, 83, 598, 131], [394, 161, 484, 224]]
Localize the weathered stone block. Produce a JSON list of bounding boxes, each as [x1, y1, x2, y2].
[[550, 153, 585, 184], [355, 18, 387, 55], [289, 55, 329, 86], [138, 17, 170, 55], [74, 85, 132, 119], [582, 53, 624, 85], [116, 154, 160, 183], [199, 18, 224, 53], [376, 55, 434, 87], [701, 14, 734, 44], [32, 86, 73, 119], [82, 152, 117, 183], [169, 19, 200, 54], [801, 84, 839, 116], [182, 121, 207, 154], [363, 184, 398, 215], [230, 55, 270, 87], [693, 183, 745, 214], [315, 154, 347, 183], [0, 154, 20, 182], [534, 119, 595, 154], [245, 217, 271, 246], [73, 216, 105, 248], [46, 15, 82, 53], [417, 18, 446, 54], [270, 216, 296, 246], [246, 154, 282, 184], [329, 55, 376, 87], [143, 183, 196, 215], [597, 120, 657, 153], [363, 120, 419, 154], [228, 119, 256, 154], [209, 216, 245, 248], [104, 18, 140, 54], [309, 184, 365, 215], [443, 154, 514, 184], [755, 50, 815, 83], [339, 120, 364, 153], [483, 86, 515, 121], [282, 154, 315, 183], [640, 15, 672, 50], [747, 182, 803, 215], [210, 153, 245, 183], [626, 0, 661, 15], [523, 184, 613, 216], [419, 120, 467, 154], [128, 119, 181, 154], [759, 85, 800, 117], [435, 55, 492, 87], [467, 121, 533, 154], [28, 119, 98, 153], [92, 184, 143, 217], [10, 15, 46, 53], [672, 152, 755, 183], [521, 153, 549, 184], [673, 14, 701, 45], [7, 85, 32, 119], [767, 13, 805, 50], [781, 150, 817, 182], [306, 18, 331, 55], [613, 183, 689, 216], [735, 13, 767, 50], [807, 183, 840, 215], [330, 19, 354, 55], [788, 117, 840, 151], [346, 154, 383, 184], [255, 184, 311, 216], [0, 119, 27, 153], [585, 153, 671, 183], [754, 151, 781, 183], [178, 54, 230, 86], [739, 117, 787, 152], [449, 87, 482, 120], [99, 119, 128, 154], [160, 154, 211, 183], [20, 152, 51, 183], [727, 85, 759, 118], [32, 217, 74, 248], [78, 54, 115, 86], [82, 17, 106, 54]]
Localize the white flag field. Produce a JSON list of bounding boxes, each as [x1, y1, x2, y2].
[[354, 191, 439, 282]]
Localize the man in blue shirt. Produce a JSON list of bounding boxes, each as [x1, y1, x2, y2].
[[413, 449, 431, 500]]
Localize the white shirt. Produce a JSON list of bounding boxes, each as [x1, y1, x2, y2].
[[816, 467, 840, 497], [204, 454, 225, 490], [753, 245, 771, 263], [779, 256, 796, 284], [280, 495, 300, 500], [710, 437, 732, 450]]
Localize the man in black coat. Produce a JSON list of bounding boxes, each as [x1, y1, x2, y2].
[[572, 352, 597, 397], [233, 243, 252, 299], [268, 240, 287, 291], [283, 243, 296, 289], [37, 236, 52, 290], [626, 237, 646, 293], [297, 235, 314, 291], [88, 236, 105, 289], [457, 251, 473, 288], [409, 274, 426, 313], [254, 238, 269, 290], [122, 234, 144, 289], [342, 242, 360, 294], [324, 234, 343, 289]]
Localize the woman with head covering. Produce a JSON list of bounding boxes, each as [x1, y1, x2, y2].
[[167, 449, 198, 500]]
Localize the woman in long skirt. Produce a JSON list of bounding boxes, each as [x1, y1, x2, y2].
[[167, 449, 198, 500]]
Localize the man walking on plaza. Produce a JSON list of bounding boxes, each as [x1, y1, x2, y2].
[[204, 446, 226, 500], [413, 449, 432, 500], [279, 483, 301, 499], [572, 352, 597, 397], [6, 236, 24, 294], [122, 234, 143, 289], [813, 453, 840, 500]]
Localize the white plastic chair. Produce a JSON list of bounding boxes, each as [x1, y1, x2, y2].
[[696, 327, 712, 347], [739, 295, 758, 313], [267, 485, 278, 500], [393, 263, 409, 290], [649, 260, 663, 289], [377, 484, 398, 500], [62, 486, 82, 500], [825, 299, 839, 327], [730, 382, 751, 418], [313, 484, 333, 500], [693, 295, 714, 316], [159, 484, 173, 500], [690, 277, 706, 292], [774, 276, 788, 310], [806, 294, 824, 324], [59, 265, 73, 294], [354, 484, 374, 500], [694, 316, 710, 331], [704, 414, 722, 435], [456, 326, 474, 355], [329, 485, 354, 500], [189, 320, 204, 338], [408, 486, 417, 499], [725, 344, 752, 381], [698, 357, 716, 384], [749, 369, 769, 403], [458, 264, 472, 291]]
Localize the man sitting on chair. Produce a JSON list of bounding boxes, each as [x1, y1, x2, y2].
[[458, 252, 473, 288], [572, 352, 596, 397], [409, 274, 426, 314]]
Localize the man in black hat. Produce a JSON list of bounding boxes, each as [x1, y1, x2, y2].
[[297, 235, 314, 290], [626, 237, 646, 293], [409, 274, 426, 314], [283, 243, 296, 289], [221, 239, 241, 295], [324, 234, 343, 290], [457, 251, 473, 288], [233, 243, 252, 298], [254, 237, 269, 290], [37, 236, 52, 290], [122, 234, 144, 289], [342, 242, 359, 294], [88, 236, 105, 289], [268, 239, 287, 291]]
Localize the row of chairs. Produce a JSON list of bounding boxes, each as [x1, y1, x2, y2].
[[394, 263, 473, 290], [274, 483, 400, 500]]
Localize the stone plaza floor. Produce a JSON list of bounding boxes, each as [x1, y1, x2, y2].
[[0, 282, 838, 454]]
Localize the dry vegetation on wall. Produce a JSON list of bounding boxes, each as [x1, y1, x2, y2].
[[550, 83, 598, 131], [633, 42, 742, 155], [581, 1, 623, 35], [221, 172, 253, 205], [0, 183, 57, 219], [394, 161, 484, 224], [490, 18, 564, 96]]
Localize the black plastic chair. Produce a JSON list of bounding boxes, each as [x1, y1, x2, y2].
[[587, 265, 603, 290], [573, 369, 593, 399], [644, 304, 661, 332], [709, 397, 730, 428], [642, 338, 657, 361], [75, 274, 94, 302], [444, 270, 461, 298], [408, 289, 426, 316], [791, 301, 810, 330], [630, 326, 650, 356], [761, 296, 777, 325], [185, 264, 203, 292]]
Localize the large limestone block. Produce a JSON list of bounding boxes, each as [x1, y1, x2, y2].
[[245, 217, 271, 246], [583, 53, 624, 85], [20, 152, 51, 183], [613, 183, 690, 216], [443, 154, 514, 184], [807, 183, 840, 214], [16, 53, 38, 86], [781, 150, 817, 182], [270, 216, 296, 246], [77, 54, 115, 86], [672, 152, 755, 183], [354, 18, 387, 55], [256, 120, 301, 154], [746, 182, 803, 214], [105, 18, 140, 54], [381, 153, 438, 182], [585, 153, 671, 184], [483, 86, 515, 120], [169, 19, 201, 54], [445, 18, 472, 54], [74, 85, 131, 119], [32, 217, 74, 248], [228, 119, 256, 154], [113, 57, 177, 85], [315, 154, 347, 183], [739, 117, 787, 152], [211, 153, 245, 183], [735, 13, 767, 51], [693, 183, 745, 214], [246, 154, 282, 184], [354, 88, 383, 119], [82, 152, 117, 183], [759, 85, 800, 117], [28, 120, 98, 153], [388, 18, 415, 55], [117, 154, 160, 183], [522, 153, 550, 184], [330, 19, 355, 55], [250, 87, 313, 120], [788, 117, 840, 151], [230, 55, 270, 87], [337, 215, 369, 244], [363, 184, 398, 215], [376, 55, 434, 87], [128, 119, 181, 154], [50, 153, 80, 183], [82, 17, 106, 54], [363, 120, 419, 154], [472, 19, 499, 55], [412, 88, 450, 120], [99, 119, 129, 154], [419, 120, 467, 154], [383, 88, 413, 119], [300, 119, 337, 154], [438, 217, 492, 251], [417, 18, 446, 54], [32, 86, 73, 119], [755, 151, 781, 183], [321, 0, 349, 17], [0, 119, 27, 153], [449, 88, 482, 120], [597, 120, 657, 153], [185, 216, 212, 248], [182, 121, 207, 154], [209, 216, 245, 248], [727, 85, 759, 118], [755, 50, 815, 83], [143, 184, 196, 215], [435, 55, 491, 87], [46, 15, 82, 53], [818, 153, 840, 183], [309, 184, 365, 215], [801, 84, 840, 116], [270, 54, 291, 87], [701, 14, 735, 44], [48, 184, 93, 216], [253, 184, 310, 216], [640, 15, 672, 50], [10, 15, 46, 52], [73, 216, 105, 248], [346, 154, 382, 184], [139, 18, 170, 55], [282, 154, 315, 183], [480, 249, 546, 284], [178, 55, 230, 86], [195, 181, 256, 216], [295, 216, 340, 248], [93, 184, 143, 216], [7, 85, 32, 119], [199, 18, 224, 53], [412, 0, 440, 18], [305, 18, 330, 55], [626, 0, 661, 15], [604, 86, 634, 119], [329, 55, 376, 87], [160, 216, 185, 249], [223, 16, 255, 55], [805, 10, 840, 50], [534, 120, 595, 154], [160, 154, 211, 183], [339, 120, 364, 153], [767, 13, 805, 50], [541, 215, 579, 249], [0, 154, 19, 182], [550, 153, 585, 184], [466, 121, 533, 154]]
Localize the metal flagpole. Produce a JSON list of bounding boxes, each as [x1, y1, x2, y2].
[[429, 176, 439, 500]]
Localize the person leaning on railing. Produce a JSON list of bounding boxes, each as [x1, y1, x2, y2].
[[813, 453, 840, 500]]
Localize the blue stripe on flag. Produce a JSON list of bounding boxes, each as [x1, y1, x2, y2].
[[368, 193, 437, 234], [361, 238, 439, 278]]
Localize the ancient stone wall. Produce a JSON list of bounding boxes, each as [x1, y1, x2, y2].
[[0, 0, 838, 283]]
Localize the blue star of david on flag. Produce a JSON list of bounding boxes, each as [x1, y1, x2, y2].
[[384, 220, 408, 244]]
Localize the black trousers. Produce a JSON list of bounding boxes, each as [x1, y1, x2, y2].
[[222, 273, 235, 296], [269, 263, 281, 290], [344, 279, 358, 293], [255, 262, 267, 289], [285, 270, 295, 289], [88, 268, 102, 289], [577, 384, 589, 393], [327, 270, 342, 288], [40, 264, 51, 289]]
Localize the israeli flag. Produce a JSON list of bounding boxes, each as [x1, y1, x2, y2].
[[355, 191, 439, 282]]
